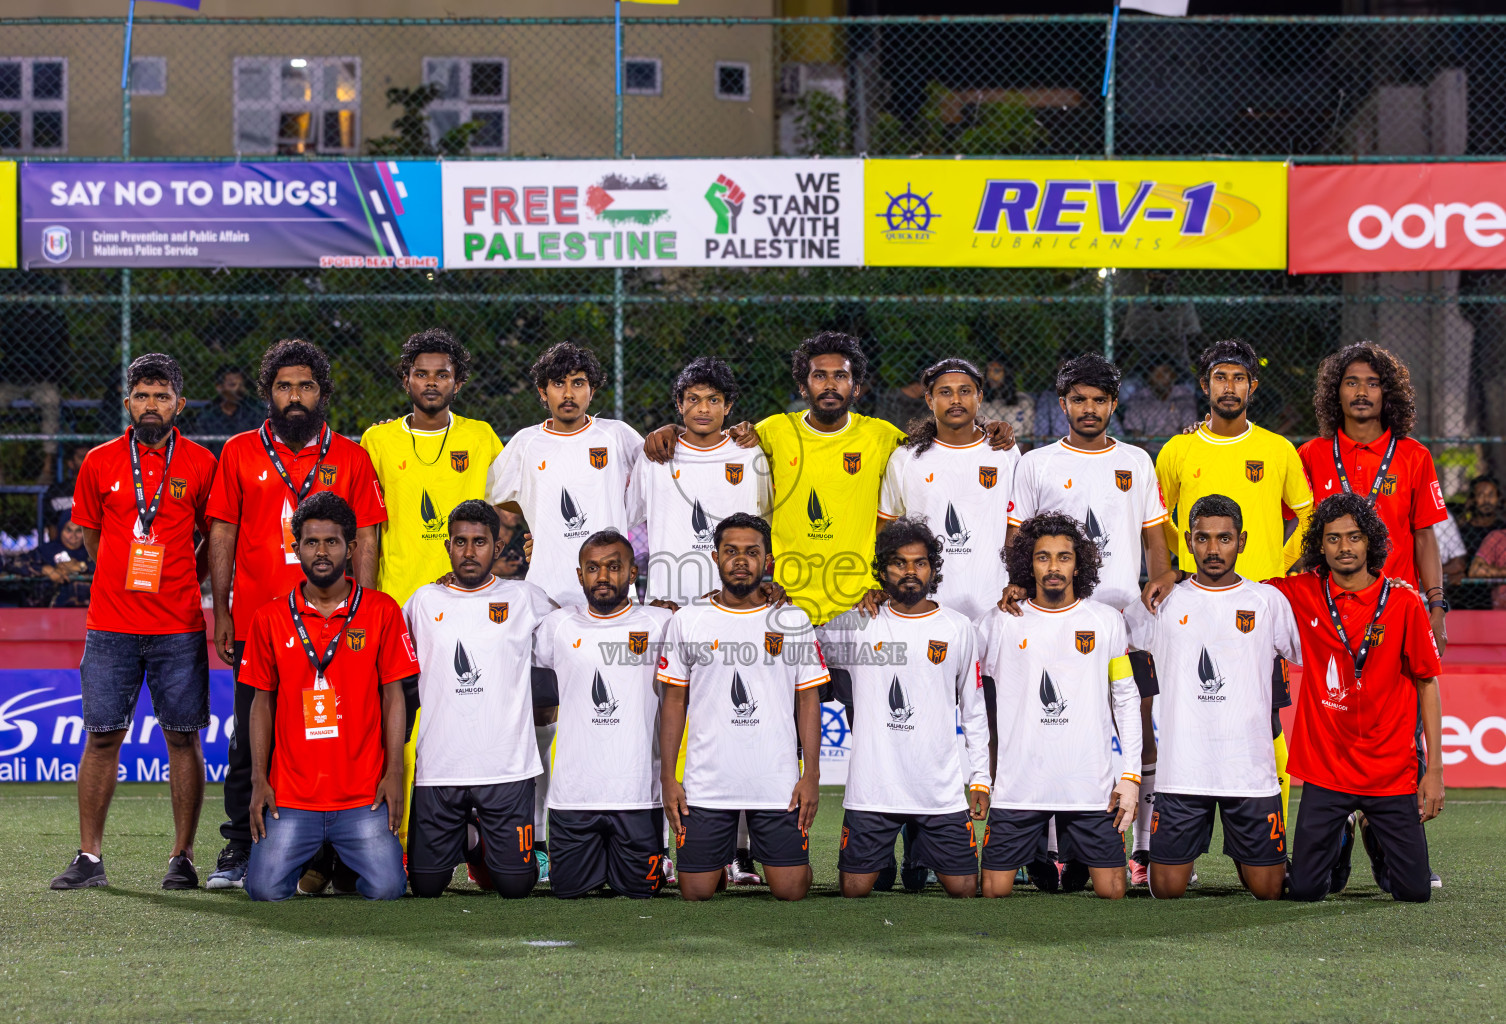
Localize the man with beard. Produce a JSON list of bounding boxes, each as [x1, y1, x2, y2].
[[976, 512, 1141, 900], [204, 339, 387, 891], [51, 354, 218, 891], [241, 493, 418, 902], [656, 514, 828, 901], [818, 517, 990, 899], [532, 530, 674, 899], [402, 500, 556, 898]]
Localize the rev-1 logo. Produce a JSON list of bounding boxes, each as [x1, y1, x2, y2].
[[0, 688, 83, 757], [973, 180, 1218, 236]]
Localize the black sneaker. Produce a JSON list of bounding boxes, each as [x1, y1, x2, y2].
[[163, 853, 199, 890], [1060, 859, 1091, 893], [51, 851, 107, 890], [899, 821, 929, 893], [206, 842, 249, 890], [1027, 857, 1061, 893], [1330, 812, 1357, 895], [873, 855, 898, 892]]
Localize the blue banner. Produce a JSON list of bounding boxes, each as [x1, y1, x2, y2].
[[0, 669, 233, 783]]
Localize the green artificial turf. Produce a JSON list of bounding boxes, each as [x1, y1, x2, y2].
[[2, 784, 1503, 1023]]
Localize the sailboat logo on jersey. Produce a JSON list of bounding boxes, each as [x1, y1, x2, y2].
[[806, 489, 834, 538], [1321, 655, 1350, 710], [590, 670, 620, 722], [420, 489, 446, 538], [690, 499, 714, 548], [560, 488, 589, 538], [730, 671, 759, 724], [943, 503, 971, 550], [886, 675, 916, 730], [454, 640, 483, 694], [1084, 508, 1110, 559], [1196, 646, 1227, 701], [1039, 670, 1069, 722]]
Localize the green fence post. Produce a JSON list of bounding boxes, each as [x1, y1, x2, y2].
[[120, 63, 132, 432], [613, 3, 626, 420]]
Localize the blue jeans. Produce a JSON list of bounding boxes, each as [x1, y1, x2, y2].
[[79, 629, 209, 733], [245, 806, 406, 901]]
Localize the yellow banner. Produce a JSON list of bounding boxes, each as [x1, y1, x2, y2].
[[865, 159, 1287, 269], [0, 162, 15, 269]]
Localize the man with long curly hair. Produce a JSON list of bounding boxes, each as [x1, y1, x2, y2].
[[975, 512, 1142, 900], [1267, 495, 1444, 903]]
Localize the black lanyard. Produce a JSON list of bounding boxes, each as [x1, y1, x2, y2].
[[1333, 432, 1398, 506], [127, 426, 175, 537], [287, 584, 363, 686], [1322, 577, 1390, 685], [259, 422, 333, 504]]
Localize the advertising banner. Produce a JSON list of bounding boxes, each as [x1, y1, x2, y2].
[[19, 161, 441, 269], [441, 159, 864, 268], [865, 159, 1287, 269], [0, 669, 233, 783], [0, 161, 15, 269], [1289, 163, 1506, 274]]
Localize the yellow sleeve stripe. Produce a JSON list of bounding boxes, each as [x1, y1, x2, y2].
[[1109, 655, 1133, 682], [655, 673, 689, 686], [796, 673, 832, 691]]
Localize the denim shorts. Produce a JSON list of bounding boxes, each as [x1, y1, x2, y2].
[[79, 629, 210, 733]]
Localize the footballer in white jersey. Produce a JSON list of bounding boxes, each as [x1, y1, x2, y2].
[[401, 501, 557, 899], [977, 511, 1142, 899], [532, 530, 674, 899], [878, 359, 1020, 622], [819, 516, 991, 898], [656, 513, 828, 902], [1123, 494, 1298, 900]]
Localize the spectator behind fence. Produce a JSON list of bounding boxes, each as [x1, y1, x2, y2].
[[42, 444, 92, 540], [977, 355, 1034, 446], [27, 517, 92, 607], [1467, 524, 1506, 609], [1122, 361, 1198, 457], [1451, 476, 1502, 609], [192, 366, 263, 455]]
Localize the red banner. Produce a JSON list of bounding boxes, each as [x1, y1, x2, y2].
[[1289, 163, 1506, 273]]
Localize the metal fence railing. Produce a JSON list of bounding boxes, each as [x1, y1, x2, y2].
[[4, 14, 1506, 545]]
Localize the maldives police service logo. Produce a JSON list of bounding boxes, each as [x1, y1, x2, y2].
[[41, 225, 71, 263]]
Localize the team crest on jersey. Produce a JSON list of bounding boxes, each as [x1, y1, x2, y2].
[[589, 447, 609, 470], [1236, 609, 1256, 633], [1380, 474, 1398, 496], [764, 631, 784, 657], [313, 464, 335, 487], [726, 463, 744, 486], [628, 631, 649, 655], [1365, 623, 1386, 648], [450, 450, 469, 473], [345, 628, 366, 652], [1245, 460, 1264, 483], [843, 451, 861, 475], [168, 477, 187, 500], [979, 466, 997, 489], [1115, 469, 1133, 492], [488, 602, 508, 624], [1074, 630, 1095, 655], [927, 640, 948, 664]]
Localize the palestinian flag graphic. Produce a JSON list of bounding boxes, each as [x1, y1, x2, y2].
[[585, 173, 670, 225]]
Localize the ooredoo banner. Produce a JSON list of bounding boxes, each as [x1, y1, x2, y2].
[[1289, 163, 1506, 273], [20, 161, 442, 269], [441, 159, 864, 268], [865, 159, 1288, 269]]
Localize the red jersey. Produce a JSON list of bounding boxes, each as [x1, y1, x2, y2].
[[1297, 430, 1447, 586], [239, 582, 418, 811], [70, 428, 217, 635], [206, 423, 386, 640], [1269, 571, 1442, 797]]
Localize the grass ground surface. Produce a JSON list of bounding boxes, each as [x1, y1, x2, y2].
[[2, 783, 1504, 1023]]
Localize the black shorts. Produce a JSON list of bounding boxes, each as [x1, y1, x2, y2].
[[547, 809, 664, 899], [675, 807, 808, 873], [1149, 792, 1286, 867], [408, 779, 538, 881], [980, 809, 1126, 871], [838, 810, 979, 877], [1289, 782, 1431, 903]]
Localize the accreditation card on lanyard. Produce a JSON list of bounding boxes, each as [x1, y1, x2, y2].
[[1332, 433, 1398, 506], [260, 424, 333, 565], [1322, 578, 1391, 691], [288, 584, 363, 741], [126, 427, 175, 593]]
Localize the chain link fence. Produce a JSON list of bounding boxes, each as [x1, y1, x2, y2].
[[3, 14, 1506, 562]]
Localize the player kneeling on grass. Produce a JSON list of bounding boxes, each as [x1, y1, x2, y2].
[[656, 513, 827, 901], [532, 530, 673, 899], [819, 516, 990, 898], [976, 512, 1140, 899], [1123, 495, 1301, 900], [243, 493, 418, 902], [402, 500, 557, 898]]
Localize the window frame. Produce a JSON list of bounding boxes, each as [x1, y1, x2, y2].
[[0, 56, 68, 154], [714, 60, 751, 102], [128, 56, 167, 97], [231, 56, 362, 156], [422, 56, 511, 154], [622, 56, 663, 97]]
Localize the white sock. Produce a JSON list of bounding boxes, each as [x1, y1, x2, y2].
[[1047, 817, 1059, 857], [1133, 763, 1157, 856], [736, 812, 751, 852], [78, 851, 100, 863], [534, 723, 556, 839]]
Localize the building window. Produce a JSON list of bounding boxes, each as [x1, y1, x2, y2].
[[623, 57, 662, 97], [715, 61, 750, 102], [233, 57, 360, 155], [0, 57, 67, 153], [129, 57, 167, 96], [424, 57, 510, 153]]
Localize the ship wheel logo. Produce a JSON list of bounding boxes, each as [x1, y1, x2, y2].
[[876, 183, 941, 240]]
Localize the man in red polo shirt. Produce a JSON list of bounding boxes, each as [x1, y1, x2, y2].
[[1269, 494, 1444, 903], [204, 339, 387, 890], [242, 492, 418, 902], [50, 354, 219, 892]]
